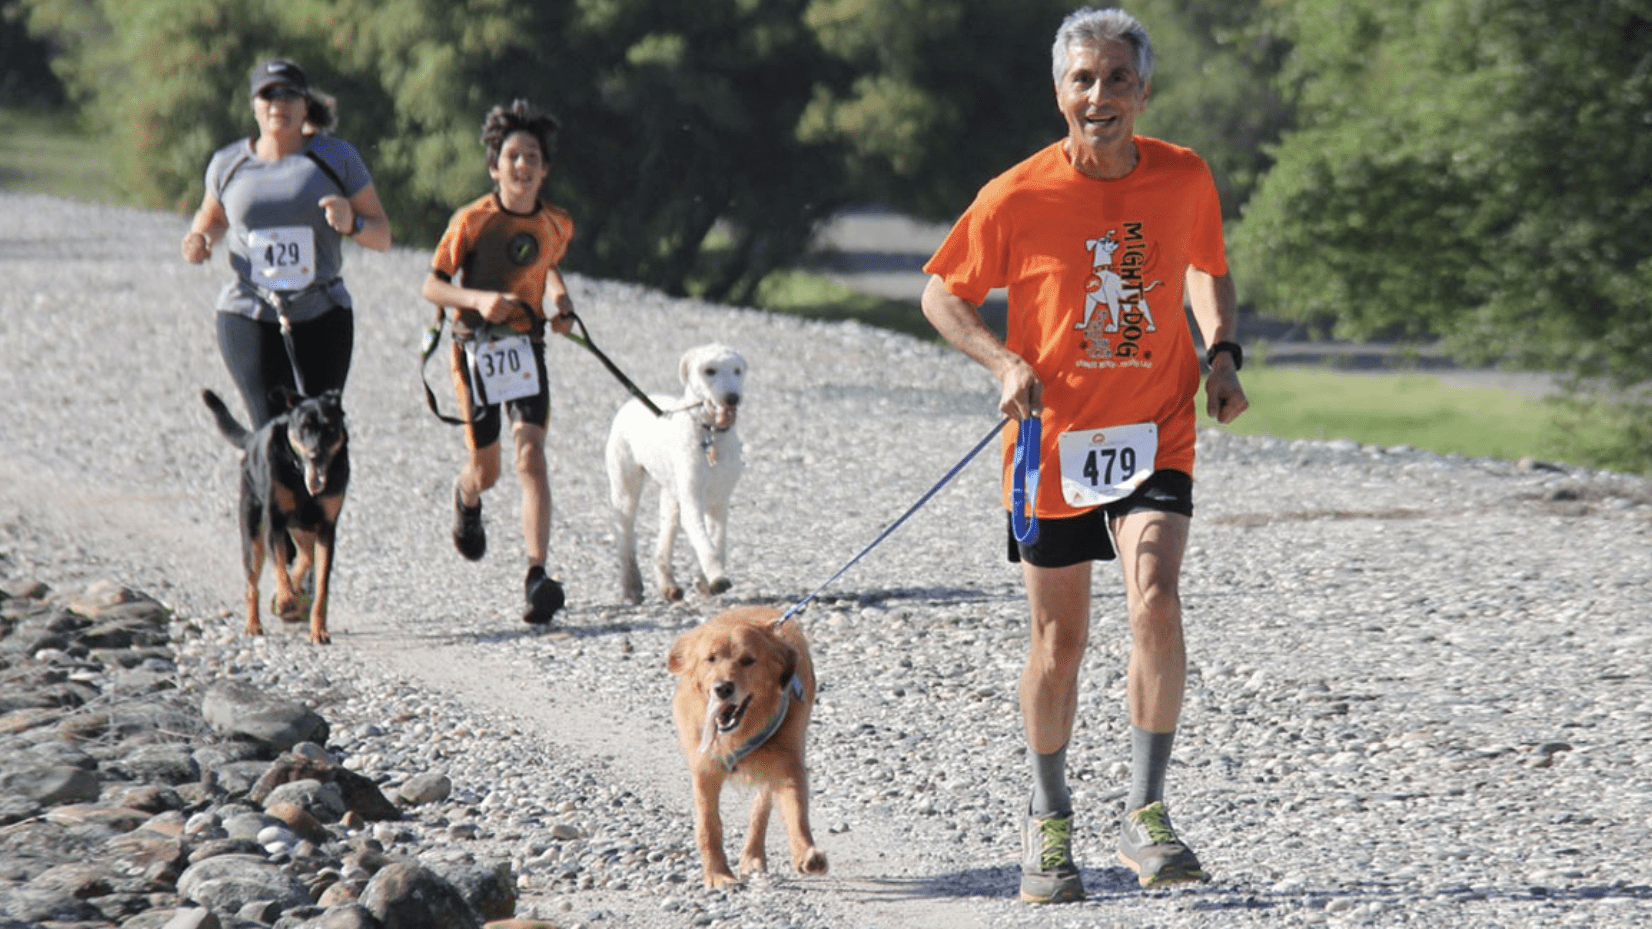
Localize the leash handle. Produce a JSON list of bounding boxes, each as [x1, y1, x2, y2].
[[1011, 415, 1040, 544], [777, 416, 1012, 628], [561, 313, 666, 417]]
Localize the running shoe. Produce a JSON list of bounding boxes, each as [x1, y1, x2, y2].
[[452, 482, 485, 561], [1020, 809, 1085, 903], [523, 568, 564, 625], [1118, 801, 1208, 887]]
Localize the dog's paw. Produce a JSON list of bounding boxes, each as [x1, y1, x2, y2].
[[309, 628, 332, 645], [270, 591, 311, 622], [795, 847, 828, 876], [700, 576, 732, 596], [740, 853, 767, 876], [704, 869, 740, 889], [662, 583, 685, 602]]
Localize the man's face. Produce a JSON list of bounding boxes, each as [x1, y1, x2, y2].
[[1056, 39, 1149, 154], [489, 131, 548, 202]]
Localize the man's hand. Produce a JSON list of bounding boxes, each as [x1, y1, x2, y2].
[[1204, 363, 1249, 424]]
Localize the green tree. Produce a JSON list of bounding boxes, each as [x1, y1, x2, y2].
[[1234, 0, 1652, 471], [1, 0, 64, 106]]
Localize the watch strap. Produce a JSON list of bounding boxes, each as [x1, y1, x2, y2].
[[1205, 340, 1243, 371]]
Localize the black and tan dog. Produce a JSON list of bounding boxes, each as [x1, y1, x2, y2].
[[202, 387, 349, 644]]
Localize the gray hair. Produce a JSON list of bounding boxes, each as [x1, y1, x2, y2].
[[1051, 7, 1154, 86]]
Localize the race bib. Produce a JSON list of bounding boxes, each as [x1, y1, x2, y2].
[[1057, 422, 1157, 506], [466, 332, 540, 406], [247, 226, 316, 291]]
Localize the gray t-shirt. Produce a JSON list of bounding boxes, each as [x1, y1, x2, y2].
[[204, 134, 372, 323]]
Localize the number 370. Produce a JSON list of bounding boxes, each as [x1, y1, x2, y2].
[[1083, 447, 1137, 486]]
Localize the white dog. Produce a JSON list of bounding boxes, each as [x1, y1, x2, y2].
[[606, 344, 747, 604]]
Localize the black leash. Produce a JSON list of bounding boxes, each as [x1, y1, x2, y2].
[[560, 312, 665, 417], [419, 307, 665, 424], [418, 306, 474, 425], [775, 416, 1014, 628]]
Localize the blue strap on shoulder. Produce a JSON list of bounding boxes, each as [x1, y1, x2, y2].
[[1011, 415, 1041, 544]]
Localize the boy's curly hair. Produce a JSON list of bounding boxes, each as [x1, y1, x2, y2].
[[481, 99, 561, 168]]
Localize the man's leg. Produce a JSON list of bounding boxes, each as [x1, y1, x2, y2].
[[1111, 509, 1207, 886], [1018, 561, 1090, 903]]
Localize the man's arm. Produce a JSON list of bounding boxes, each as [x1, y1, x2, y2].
[[921, 274, 1041, 421], [1184, 267, 1248, 424]]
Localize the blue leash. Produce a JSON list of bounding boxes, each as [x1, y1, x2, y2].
[[776, 415, 1039, 627], [1011, 415, 1041, 545]]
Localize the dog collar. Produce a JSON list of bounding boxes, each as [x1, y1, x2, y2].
[[709, 675, 805, 773]]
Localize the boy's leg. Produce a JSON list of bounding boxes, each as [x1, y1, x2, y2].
[[512, 422, 550, 568], [453, 442, 499, 561], [514, 421, 563, 624]]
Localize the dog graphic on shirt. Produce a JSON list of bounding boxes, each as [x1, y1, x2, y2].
[[1074, 232, 1159, 333]]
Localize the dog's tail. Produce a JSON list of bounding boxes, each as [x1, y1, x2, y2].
[[201, 389, 252, 447]]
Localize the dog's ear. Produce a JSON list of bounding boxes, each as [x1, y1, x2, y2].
[[776, 639, 798, 689], [269, 385, 302, 410], [666, 630, 695, 675]]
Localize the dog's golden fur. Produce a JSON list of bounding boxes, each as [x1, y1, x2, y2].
[[667, 606, 828, 887]]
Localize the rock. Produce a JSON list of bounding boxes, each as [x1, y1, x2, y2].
[[1, 763, 99, 808], [162, 906, 223, 928], [175, 853, 312, 913], [395, 772, 452, 807], [428, 856, 518, 921], [201, 681, 329, 752], [359, 862, 483, 929]]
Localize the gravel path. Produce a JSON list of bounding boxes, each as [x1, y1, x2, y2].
[[4, 192, 1652, 928]]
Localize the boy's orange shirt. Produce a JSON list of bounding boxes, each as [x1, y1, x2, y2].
[[925, 137, 1227, 517], [430, 192, 574, 335]]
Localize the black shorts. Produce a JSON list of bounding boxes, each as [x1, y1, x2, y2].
[[1007, 469, 1193, 567], [451, 339, 550, 450]]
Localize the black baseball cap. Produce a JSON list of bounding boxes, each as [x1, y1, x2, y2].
[[249, 58, 308, 97]]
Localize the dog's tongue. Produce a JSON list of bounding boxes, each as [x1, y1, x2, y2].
[[697, 698, 720, 755]]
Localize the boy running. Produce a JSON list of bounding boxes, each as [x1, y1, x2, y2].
[[422, 99, 576, 625]]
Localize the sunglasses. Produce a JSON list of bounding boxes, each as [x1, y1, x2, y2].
[[258, 86, 305, 102]]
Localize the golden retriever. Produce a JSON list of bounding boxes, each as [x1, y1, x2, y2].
[[667, 605, 828, 887]]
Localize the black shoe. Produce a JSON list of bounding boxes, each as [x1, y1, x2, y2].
[[452, 483, 485, 561], [523, 568, 564, 625]]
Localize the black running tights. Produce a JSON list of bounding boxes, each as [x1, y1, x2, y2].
[[216, 307, 354, 427]]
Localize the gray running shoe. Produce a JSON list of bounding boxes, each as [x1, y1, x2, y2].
[[1020, 809, 1085, 903], [1118, 801, 1209, 887], [452, 482, 485, 561]]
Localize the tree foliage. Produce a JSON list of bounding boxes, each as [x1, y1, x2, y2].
[[1235, 0, 1652, 373], [1232, 0, 1652, 469], [21, 0, 1296, 303]]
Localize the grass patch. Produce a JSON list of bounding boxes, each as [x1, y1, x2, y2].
[[0, 108, 118, 202], [753, 268, 937, 340], [1199, 363, 1580, 462]]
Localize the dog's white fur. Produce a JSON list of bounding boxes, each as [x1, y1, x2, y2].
[[606, 343, 747, 603]]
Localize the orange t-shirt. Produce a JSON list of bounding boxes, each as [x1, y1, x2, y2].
[[924, 137, 1227, 517], [430, 193, 575, 335]]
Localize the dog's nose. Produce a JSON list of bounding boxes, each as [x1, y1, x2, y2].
[[723, 394, 741, 408], [713, 681, 735, 701]]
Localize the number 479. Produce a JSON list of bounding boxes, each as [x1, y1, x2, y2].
[[1084, 447, 1136, 486]]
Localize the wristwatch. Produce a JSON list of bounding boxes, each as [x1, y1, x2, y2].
[[348, 213, 365, 237], [1205, 341, 1243, 370]]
